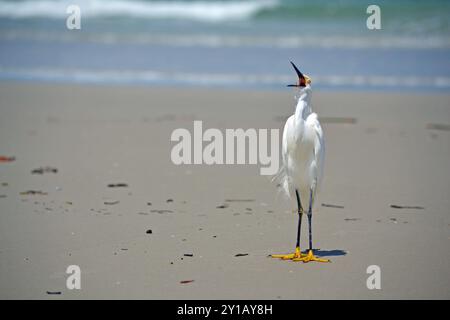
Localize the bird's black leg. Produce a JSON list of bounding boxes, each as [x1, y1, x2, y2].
[[307, 189, 313, 252], [295, 189, 303, 249], [299, 188, 330, 262], [270, 189, 306, 260]]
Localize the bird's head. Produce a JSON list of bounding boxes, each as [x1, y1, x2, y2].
[[287, 61, 311, 88]]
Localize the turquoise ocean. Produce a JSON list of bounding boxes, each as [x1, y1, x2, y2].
[[0, 0, 449, 91]]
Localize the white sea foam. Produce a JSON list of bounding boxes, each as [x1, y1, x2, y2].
[[2, 28, 449, 49], [0, 0, 278, 22], [1, 67, 449, 90]]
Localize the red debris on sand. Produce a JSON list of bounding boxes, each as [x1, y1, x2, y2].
[[0, 156, 15, 163]]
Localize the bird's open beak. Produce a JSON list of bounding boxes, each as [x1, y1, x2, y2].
[[287, 61, 310, 87]]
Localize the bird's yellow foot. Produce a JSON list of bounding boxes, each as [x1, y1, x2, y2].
[[270, 247, 307, 260], [293, 250, 330, 263]]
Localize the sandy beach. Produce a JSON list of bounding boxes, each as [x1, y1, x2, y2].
[[0, 83, 449, 299]]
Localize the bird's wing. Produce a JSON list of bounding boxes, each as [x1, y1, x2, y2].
[[273, 115, 295, 199], [282, 115, 295, 168], [306, 112, 325, 190]]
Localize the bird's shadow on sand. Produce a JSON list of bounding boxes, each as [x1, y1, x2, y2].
[[313, 249, 347, 257]]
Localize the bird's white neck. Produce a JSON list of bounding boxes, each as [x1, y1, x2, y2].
[[295, 85, 312, 121]]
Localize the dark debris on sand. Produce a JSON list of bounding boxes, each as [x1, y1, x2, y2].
[[426, 123, 450, 131], [20, 190, 48, 195], [31, 166, 58, 174], [151, 209, 173, 214], [107, 183, 128, 188], [390, 205, 424, 210], [322, 203, 345, 209], [320, 117, 357, 124], [104, 200, 120, 205], [46, 291, 62, 295], [180, 280, 194, 284]]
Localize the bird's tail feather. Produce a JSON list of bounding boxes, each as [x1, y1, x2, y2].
[[272, 163, 293, 200]]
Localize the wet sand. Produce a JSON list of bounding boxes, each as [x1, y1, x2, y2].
[[0, 83, 449, 299]]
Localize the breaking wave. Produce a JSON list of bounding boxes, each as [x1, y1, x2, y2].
[[0, 0, 279, 22]]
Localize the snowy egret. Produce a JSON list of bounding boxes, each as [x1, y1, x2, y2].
[[271, 61, 329, 263]]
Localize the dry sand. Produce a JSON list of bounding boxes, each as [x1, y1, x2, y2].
[[0, 83, 449, 299]]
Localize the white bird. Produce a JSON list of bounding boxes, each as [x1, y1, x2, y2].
[[271, 61, 329, 263]]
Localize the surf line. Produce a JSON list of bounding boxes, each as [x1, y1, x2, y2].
[[170, 120, 279, 175]]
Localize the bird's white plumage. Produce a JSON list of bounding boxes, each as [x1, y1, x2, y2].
[[277, 85, 324, 212]]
